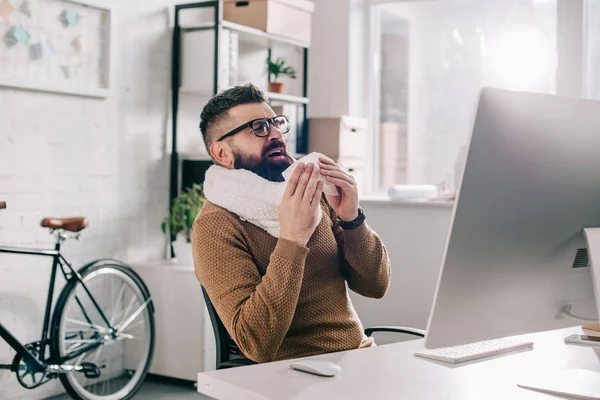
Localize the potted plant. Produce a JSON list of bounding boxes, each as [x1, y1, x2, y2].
[[266, 57, 296, 93], [162, 183, 205, 264]]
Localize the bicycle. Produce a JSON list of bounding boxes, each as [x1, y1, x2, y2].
[[0, 201, 155, 400]]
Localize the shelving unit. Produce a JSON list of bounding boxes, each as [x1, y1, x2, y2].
[[170, 0, 310, 204]]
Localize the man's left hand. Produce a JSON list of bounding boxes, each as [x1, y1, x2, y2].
[[318, 157, 359, 221]]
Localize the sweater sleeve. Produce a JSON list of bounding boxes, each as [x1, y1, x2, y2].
[[192, 211, 309, 363], [330, 206, 391, 299]]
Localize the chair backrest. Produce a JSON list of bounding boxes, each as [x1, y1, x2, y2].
[[201, 286, 242, 367]]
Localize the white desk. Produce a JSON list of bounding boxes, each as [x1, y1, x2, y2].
[[197, 327, 600, 400]]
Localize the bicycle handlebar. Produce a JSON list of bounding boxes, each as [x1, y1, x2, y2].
[[0, 201, 5, 209]]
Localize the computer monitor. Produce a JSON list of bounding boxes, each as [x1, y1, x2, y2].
[[424, 88, 600, 349]]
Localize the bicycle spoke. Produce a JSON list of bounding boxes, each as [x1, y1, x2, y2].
[[117, 295, 137, 330], [66, 342, 85, 353], [80, 346, 102, 389], [117, 297, 152, 334], [109, 283, 127, 326], [75, 353, 86, 367], [65, 339, 104, 344], [65, 338, 103, 353], [120, 319, 144, 335], [66, 318, 109, 333], [101, 376, 106, 396], [65, 329, 96, 337]]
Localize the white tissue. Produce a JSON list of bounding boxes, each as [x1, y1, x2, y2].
[[282, 152, 339, 196]]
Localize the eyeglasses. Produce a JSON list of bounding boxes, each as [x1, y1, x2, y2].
[[217, 115, 290, 142]]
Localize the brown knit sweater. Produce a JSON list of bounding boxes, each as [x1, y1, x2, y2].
[[192, 198, 391, 363]]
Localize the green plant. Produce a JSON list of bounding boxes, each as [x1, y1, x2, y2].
[[266, 57, 297, 83], [162, 183, 205, 243]]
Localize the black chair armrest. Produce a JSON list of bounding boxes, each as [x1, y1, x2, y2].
[[365, 326, 426, 338], [217, 358, 257, 370]]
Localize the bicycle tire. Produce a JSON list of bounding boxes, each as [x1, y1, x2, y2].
[[50, 261, 155, 400]]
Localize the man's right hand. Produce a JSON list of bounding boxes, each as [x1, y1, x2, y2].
[[280, 163, 324, 247]]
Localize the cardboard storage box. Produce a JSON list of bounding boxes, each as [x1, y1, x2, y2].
[[308, 116, 368, 159], [224, 0, 314, 45]]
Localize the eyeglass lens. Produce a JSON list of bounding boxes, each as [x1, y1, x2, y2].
[[251, 116, 289, 137]]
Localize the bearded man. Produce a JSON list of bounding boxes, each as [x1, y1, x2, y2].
[[192, 83, 391, 363]]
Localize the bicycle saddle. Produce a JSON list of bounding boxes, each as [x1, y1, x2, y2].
[[40, 217, 88, 232]]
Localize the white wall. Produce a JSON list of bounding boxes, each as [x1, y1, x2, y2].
[[0, 1, 176, 398], [308, 0, 370, 119], [348, 0, 370, 119], [350, 201, 453, 343], [307, 0, 350, 118]]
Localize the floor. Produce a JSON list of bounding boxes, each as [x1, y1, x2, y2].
[[46, 375, 213, 400]]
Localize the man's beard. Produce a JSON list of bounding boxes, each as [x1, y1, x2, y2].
[[232, 143, 294, 182]]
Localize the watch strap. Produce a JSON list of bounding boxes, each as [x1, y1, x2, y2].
[[338, 208, 366, 230]]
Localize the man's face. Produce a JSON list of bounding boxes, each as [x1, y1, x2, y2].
[[222, 102, 294, 182]]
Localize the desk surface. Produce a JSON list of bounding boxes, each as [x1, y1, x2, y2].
[[197, 326, 599, 400]]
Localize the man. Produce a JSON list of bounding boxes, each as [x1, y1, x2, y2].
[[192, 83, 391, 363]]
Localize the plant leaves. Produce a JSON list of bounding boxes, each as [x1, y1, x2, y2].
[[266, 57, 297, 81], [166, 183, 206, 242]]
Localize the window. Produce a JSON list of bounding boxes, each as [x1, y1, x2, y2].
[[371, 0, 558, 194]]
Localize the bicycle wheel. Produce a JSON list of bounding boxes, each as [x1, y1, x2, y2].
[[50, 261, 155, 400]]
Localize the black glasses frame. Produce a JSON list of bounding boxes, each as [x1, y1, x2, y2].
[[217, 115, 290, 142]]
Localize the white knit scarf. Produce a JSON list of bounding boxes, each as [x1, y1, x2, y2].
[[203, 165, 323, 238]]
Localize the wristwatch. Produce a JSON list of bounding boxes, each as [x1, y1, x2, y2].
[[338, 208, 366, 230]]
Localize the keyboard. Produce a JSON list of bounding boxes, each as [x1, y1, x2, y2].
[[414, 338, 534, 364]]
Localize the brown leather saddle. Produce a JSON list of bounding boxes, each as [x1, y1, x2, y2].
[[40, 217, 88, 232]]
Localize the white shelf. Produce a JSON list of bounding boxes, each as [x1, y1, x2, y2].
[[222, 20, 310, 49], [268, 92, 309, 104], [180, 21, 310, 49]]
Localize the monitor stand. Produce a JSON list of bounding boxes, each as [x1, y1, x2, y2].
[[519, 229, 600, 400], [581, 228, 600, 337]]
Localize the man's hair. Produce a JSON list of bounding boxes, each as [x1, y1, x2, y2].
[[199, 83, 269, 151]]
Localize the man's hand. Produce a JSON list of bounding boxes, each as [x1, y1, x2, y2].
[[318, 157, 359, 222], [279, 163, 324, 247]]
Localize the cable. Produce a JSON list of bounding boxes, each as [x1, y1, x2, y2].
[[560, 304, 597, 322]]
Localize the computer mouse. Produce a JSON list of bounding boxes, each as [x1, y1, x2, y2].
[[289, 360, 341, 377]]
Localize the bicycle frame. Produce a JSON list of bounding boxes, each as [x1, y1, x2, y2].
[[0, 241, 115, 373]]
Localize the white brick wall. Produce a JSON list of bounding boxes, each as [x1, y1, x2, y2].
[[0, 1, 179, 398]]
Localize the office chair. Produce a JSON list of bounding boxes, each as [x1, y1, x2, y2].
[[201, 286, 426, 370]]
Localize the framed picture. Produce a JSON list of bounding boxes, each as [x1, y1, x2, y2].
[[0, 0, 113, 98]]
